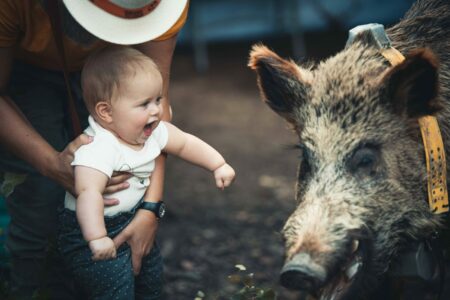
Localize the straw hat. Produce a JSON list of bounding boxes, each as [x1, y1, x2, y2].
[[62, 0, 188, 45]]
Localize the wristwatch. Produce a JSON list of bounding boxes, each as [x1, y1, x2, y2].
[[139, 201, 166, 219]]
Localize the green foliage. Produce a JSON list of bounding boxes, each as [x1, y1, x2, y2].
[[197, 264, 277, 300], [0, 279, 9, 300], [0, 172, 27, 198], [227, 268, 277, 300]]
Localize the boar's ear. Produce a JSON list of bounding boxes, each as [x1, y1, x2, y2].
[[248, 44, 312, 123], [381, 48, 441, 118]]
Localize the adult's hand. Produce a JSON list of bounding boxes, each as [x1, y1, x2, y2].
[[103, 171, 132, 206], [113, 209, 158, 275], [106, 171, 132, 194], [49, 134, 93, 194], [49, 134, 131, 205]]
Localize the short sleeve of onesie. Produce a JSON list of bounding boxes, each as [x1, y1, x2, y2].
[[71, 136, 119, 178], [152, 122, 169, 150]]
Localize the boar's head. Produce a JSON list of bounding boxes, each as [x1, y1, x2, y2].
[[249, 41, 444, 299]]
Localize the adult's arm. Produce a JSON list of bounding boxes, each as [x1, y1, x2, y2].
[[0, 47, 83, 193], [133, 35, 177, 199], [0, 47, 127, 199], [134, 35, 177, 122], [114, 36, 178, 275]]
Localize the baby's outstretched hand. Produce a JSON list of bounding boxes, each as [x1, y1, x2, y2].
[[89, 236, 116, 261], [214, 163, 235, 190]]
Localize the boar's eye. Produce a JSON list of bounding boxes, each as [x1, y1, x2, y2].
[[298, 146, 312, 181], [347, 145, 380, 177]]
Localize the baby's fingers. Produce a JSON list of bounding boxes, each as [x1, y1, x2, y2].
[[91, 251, 102, 261], [108, 247, 117, 259], [223, 177, 233, 187], [91, 248, 116, 261], [215, 177, 224, 190]]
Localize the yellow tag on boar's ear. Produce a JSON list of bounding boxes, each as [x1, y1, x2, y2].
[[381, 46, 449, 214], [418, 116, 449, 214], [346, 23, 449, 214], [380, 47, 405, 65]]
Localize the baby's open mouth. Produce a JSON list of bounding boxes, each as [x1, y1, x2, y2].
[[144, 121, 157, 136]]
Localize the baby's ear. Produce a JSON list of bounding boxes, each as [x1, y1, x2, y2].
[[95, 101, 113, 123]]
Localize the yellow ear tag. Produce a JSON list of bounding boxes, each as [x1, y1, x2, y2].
[[418, 116, 449, 213], [381, 47, 449, 214]]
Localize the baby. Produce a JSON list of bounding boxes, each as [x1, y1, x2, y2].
[[58, 46, 235, 299]]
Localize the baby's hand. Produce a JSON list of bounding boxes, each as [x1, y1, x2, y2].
[[88, 236, 116, 261], [213, 163, 235, 190]]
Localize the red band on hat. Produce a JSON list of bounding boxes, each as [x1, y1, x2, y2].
[[91, 0, 161, 19]]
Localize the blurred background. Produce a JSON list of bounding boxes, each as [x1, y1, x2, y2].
[[0, 0, 415, 299], [177, 0, 415, 72]]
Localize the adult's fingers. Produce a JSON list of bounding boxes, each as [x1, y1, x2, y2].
[[131, 250, 143, 275], [113, 229, 129, 250], [104, 172, 131, 194], [104, 182, 129, 194], [109, 172, 132, 185], [67, 134, 92, 154], [103, 197, 120, 207]]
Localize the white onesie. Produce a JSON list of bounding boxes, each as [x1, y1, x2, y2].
[[64, 116, 168, 216]]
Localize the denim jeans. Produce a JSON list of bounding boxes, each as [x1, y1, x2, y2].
[[58, 200, 163, 300], [0, 61, 88, 299]]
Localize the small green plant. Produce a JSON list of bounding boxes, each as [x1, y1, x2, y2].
[[195, 290, 206, 300], [226, 264, 277, 300], [195, 264, 277, 300]]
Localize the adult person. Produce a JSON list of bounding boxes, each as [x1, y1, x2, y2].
[[0, 0, 189, 298]]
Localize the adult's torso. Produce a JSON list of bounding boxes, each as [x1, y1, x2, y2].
[[0, 0, 188, 71]]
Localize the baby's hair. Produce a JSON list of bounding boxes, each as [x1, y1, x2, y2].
[[81, 46, 161, 114]]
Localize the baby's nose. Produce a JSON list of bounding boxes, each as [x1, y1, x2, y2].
[[149, 103, 160, 114]]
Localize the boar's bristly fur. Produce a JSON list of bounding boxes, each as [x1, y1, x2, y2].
[[249, 0, 450, 299]]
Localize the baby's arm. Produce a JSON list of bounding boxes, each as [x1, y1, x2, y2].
[[162, 122, 235, 189], [75, 166, 116, 260]]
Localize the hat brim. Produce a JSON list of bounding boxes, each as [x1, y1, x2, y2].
[[62, 0, 188, 45]]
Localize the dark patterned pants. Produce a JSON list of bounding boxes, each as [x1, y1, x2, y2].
[[58, 201, 163, 300]]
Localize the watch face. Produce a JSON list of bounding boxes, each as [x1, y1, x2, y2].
[[158, 203, 166, 218]]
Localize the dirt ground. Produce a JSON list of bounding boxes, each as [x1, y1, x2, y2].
[[159, 32, 347, 300]]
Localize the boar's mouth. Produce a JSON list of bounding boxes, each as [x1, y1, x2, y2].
[[319, 236, 370, 300], [280, 230, 371, 300]]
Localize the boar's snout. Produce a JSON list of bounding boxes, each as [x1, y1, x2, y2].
[[280, 252, 326, 291]]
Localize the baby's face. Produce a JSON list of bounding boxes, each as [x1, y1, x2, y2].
[[109, 70, 163, 146]]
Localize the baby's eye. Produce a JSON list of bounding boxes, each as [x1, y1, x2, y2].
[[156, 97, 162, 104], [140, 101, 150, 107]]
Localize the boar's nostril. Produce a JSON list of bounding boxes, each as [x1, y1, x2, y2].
[[280, 253, 326, 291], [280, 268, 319, 291]]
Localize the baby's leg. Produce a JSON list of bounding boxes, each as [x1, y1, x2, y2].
[[135, 243, 164, 300], [59, 208, 136, 299], [70, 244, 135, 300]]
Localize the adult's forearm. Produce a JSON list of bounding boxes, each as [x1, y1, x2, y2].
[[0, 95, 57, 175], [134, 36, 178, 204], [134, 35, 177, 122], [143, 154, 166, 202]]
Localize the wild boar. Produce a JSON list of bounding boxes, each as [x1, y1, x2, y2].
[[249, 0, 450, 299]]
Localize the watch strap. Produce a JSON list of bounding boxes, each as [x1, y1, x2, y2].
[[139, 201, 165, 218]]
